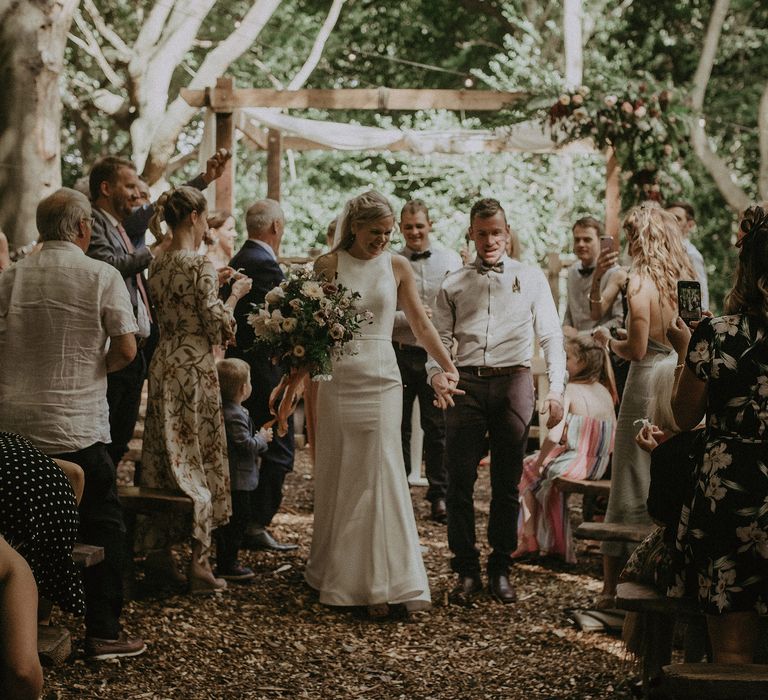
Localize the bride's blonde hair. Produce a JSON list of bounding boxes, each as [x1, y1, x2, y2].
[[623, 201, 696, 305], [332, 190, 395, 252]]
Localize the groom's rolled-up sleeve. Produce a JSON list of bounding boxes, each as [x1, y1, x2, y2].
[[425, 283, 455, 382]]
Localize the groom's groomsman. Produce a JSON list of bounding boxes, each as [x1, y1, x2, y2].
[[429, 198, 565, 604], [393, 200, 462, 523]]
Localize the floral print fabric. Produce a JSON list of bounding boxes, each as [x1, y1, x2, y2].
[[668, 315, 768, 614], [140, 251, 235, 557]]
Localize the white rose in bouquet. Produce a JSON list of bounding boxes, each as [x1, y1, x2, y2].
[[301, 281, 324, 299], [282, 317, 298, 332], [265, 286, 285, 305]]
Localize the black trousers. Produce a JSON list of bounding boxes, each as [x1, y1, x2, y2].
[[106, 349, 146, 466], [394, 343, 448, 503], [215, 489, 252, 571], [51, 443, 125, 640], [445, 370, 535, 577]]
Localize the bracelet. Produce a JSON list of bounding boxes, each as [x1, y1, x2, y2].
[[674, 362, 685, 373]]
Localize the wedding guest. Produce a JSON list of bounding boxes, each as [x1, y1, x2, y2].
[[514, 335, 616, 563], [87, 150, 231, 466], [0, 188, 143, 659], [215, 358, 272, 581], [0, 230, 10, 272], [205, 210, 238, 271], [227, 200, 298, 552], [430, 197, 566, 604], [563, 217, 623, 335], [307, 190, 460, 617], [139, 186, 252, 594], [393, 199, 462, 522], [665, 204, 768, 664], [593, 202, 695, 607], [665, 201, 709, 310]]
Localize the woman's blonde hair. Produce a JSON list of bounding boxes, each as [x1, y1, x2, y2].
[[622, 202, 696, 305], [566, 334, 619, 405], [647, 354, 680, 432], [332, 190, 395, 252], [724, 203, 768, 328], [149, 186, 208, 242]]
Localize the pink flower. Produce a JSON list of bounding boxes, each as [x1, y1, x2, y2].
[[621, 101, 634, 115], [635, 105, 647, 118], [571, 93, 584, 106]]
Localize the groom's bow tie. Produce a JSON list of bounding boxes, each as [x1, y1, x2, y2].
[[578, 266, 595, 277], [478, 260, 504, 275], [410, 250, 432, 261]]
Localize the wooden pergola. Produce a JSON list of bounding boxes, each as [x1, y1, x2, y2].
[[181, 77, 621, 241]]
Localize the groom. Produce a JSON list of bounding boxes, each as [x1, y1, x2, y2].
[[429, 198, 565, 604], [227, 199, 297, 552]]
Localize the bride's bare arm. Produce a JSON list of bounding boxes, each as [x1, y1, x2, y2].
[[392, 256, 458, 382], [313, 252, 338, 282]]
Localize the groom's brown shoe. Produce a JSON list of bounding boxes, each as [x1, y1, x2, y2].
[[430, 498, 447, 524], [449, 574, 482, 605], [488, 573, 517, 604]]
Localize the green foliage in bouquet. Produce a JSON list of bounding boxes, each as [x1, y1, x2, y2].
[[248, 264, 373, 379], [526, 82, 692, 208]]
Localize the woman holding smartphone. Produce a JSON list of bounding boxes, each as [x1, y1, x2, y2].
[[592, 202, 695, 607]]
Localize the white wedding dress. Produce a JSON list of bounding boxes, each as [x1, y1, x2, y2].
[[305, 250, 431, 609]]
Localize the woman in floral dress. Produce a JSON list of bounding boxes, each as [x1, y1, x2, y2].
[[140, 186, 252, 594], [667, 204, 768, 663]]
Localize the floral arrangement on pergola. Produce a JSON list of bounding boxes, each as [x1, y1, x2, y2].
[[532, 82, 691, 207]]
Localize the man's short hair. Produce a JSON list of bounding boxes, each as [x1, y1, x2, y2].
[[36, 188, 92, 243], [245, 199, 283, 237], [217, 358, 250, 401], [470, 198, 506, 226], [400, 199, 430, 221], [665, 201, 695, 221], [572, 216, 603, 237], [89, 156, 136, 200]]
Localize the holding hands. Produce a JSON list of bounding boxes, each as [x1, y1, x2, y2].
[[431, 370, 464, 409]]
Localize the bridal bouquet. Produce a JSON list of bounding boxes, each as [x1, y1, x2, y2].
[[248, 263, 372, 434]]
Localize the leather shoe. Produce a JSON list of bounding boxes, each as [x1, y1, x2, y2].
[[430, 498, 447, 524], [85, 633, 146, 661], [488, 573, 517, 604], [449, 574, 483, 604], [242, 530, 298, 552]]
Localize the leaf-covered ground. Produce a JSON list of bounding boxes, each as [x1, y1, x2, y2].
[[43, 448, 638, 699]]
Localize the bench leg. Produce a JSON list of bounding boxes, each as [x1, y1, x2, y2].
[[641, 612, 674, 698]]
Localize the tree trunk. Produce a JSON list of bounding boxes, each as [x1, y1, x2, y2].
[[0, 0, 79, 248]]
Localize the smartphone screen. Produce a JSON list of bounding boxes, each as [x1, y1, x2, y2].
[[600, 236, 614, 255], [677, 280, 702, 326]]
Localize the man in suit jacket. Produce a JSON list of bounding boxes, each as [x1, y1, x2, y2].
[[86, 151, 229, 466], [227, 199, 297, 552]]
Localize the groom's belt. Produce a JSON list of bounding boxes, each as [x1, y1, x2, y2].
[[459, 365, 528, 377], [392, 341, 426, 354]]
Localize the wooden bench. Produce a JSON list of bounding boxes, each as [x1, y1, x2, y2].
[[72, 543, 104, 567], [661, 663, 768, 700], [616, 582, 705, 699], [38, 625, 71, 666], [553, 476, 611, 498], [118, 486, 193, 514], [574, 521, 654, 543]]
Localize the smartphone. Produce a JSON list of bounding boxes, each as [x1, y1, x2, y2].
[[677, 280, 702, 326], [600, 236, 614, 255]]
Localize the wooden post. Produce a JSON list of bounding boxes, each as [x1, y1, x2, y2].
[[214, 77, 234, 213], [267, 128, 282, 201], [605, 148, 621, 244]]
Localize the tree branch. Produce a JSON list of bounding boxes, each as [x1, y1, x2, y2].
[[82, 0, 132, 62], [759, 81, 768, 201], [689, 0, 749, 212], [287, 0, 346, 90], [71, 10, 124, 89]]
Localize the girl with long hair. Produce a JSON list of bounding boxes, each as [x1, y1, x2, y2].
[[593, 202, 695, 606], [513, 334, 617, 563]]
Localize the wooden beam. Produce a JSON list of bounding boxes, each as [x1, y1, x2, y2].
[[267, 129, 282, 201], [182, 87, 526, 112], [605, 148, 621, 242], [214, 77, 234, 213]]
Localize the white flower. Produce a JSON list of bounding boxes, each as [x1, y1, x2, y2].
[[301, 281, 324, 299], [757, 376, 768, 398], [578, 85, 590, 96], [702, 442, 732, 475], [265, 286, 285, 305], [558, 94, 571, 105], [736, 522, 768, 558], [363, 310, 374, 322], [571, 93, 584, 106], [604, 94, 618, 107], [250, 315, 268, 337], [572, 107, 589, 121], [282, 317, 298, 333], [635, 105, 647, 118], [329, 323, 344, 340], [688, 340, 710, 365], [313, 310, 327, 326], [712, 315, 740, 337], [293, 345, 306, 358], [289, 298, 303, 311]]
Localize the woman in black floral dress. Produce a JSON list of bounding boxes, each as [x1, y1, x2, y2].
[[667, 204, 768, 664]]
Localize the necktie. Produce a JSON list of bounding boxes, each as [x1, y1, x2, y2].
[[578, 266, 595, 277], [478, 260, 504, 275], [116, 223, 153, 323], [410, 250, 432, 261]]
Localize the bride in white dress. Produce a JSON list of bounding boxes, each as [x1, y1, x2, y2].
[[305, 191, 461, 616]]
